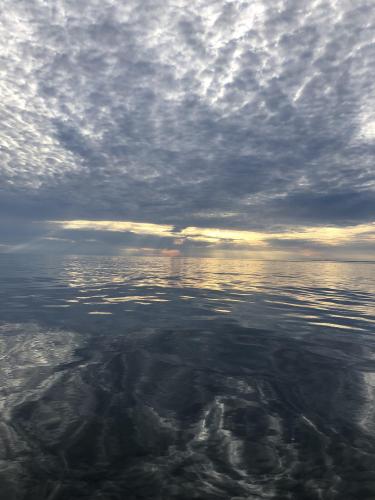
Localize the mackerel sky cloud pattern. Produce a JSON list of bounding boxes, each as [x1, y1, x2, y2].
[[1, 0, 374, 258]]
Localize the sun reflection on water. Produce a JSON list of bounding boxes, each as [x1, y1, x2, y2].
[[41, 256, 374, 334]]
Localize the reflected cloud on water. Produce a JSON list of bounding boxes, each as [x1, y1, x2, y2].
[[49, 256, 375, 333], [0, 255, 374, 499]]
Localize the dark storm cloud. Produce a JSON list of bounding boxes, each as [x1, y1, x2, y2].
[[0, 0, 374, 254], [263, 190, 375, 226]]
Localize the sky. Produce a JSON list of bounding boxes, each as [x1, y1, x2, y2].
[[1, 0, 374, 260]]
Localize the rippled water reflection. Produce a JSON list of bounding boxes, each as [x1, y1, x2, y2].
[[0, 255, 375, 499]]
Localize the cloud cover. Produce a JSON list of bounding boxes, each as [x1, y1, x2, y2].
[[0, 0, 374, 257]]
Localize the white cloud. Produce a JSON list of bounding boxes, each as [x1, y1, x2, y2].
[[0, 0, 374, 254]]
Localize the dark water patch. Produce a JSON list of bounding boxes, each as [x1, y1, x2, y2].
[[1, 320, 375, 499], [0, 256, 375, 499]]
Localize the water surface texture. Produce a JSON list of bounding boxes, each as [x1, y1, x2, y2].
[[0, 255, 375, 500]]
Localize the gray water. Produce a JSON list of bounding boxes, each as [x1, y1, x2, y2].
[[0, 255, 375, 499]]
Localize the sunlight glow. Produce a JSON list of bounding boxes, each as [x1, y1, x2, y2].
[[50, 219, 375, 252], [52, 220, 175, 237]]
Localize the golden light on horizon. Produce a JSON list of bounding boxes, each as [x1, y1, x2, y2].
[[49, 219, 375, 254], [51, 220, 175, 237]]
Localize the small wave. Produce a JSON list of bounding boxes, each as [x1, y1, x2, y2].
[[1, 321, 375, 499]]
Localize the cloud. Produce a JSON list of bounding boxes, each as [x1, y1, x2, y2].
[[50, 218, 375, 243], [0, 0, 374, 257], [11, 218, 365, 259], [2, 216, 373, 259], [52, 219, 176, 237]]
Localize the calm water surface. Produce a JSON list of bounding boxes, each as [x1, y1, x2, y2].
[[0, 255, 375, 499]]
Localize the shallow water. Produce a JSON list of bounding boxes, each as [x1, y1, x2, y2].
[[0, 255, 375, 499]]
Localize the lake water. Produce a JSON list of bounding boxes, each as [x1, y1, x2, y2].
[[0, 255, 375, 500]]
